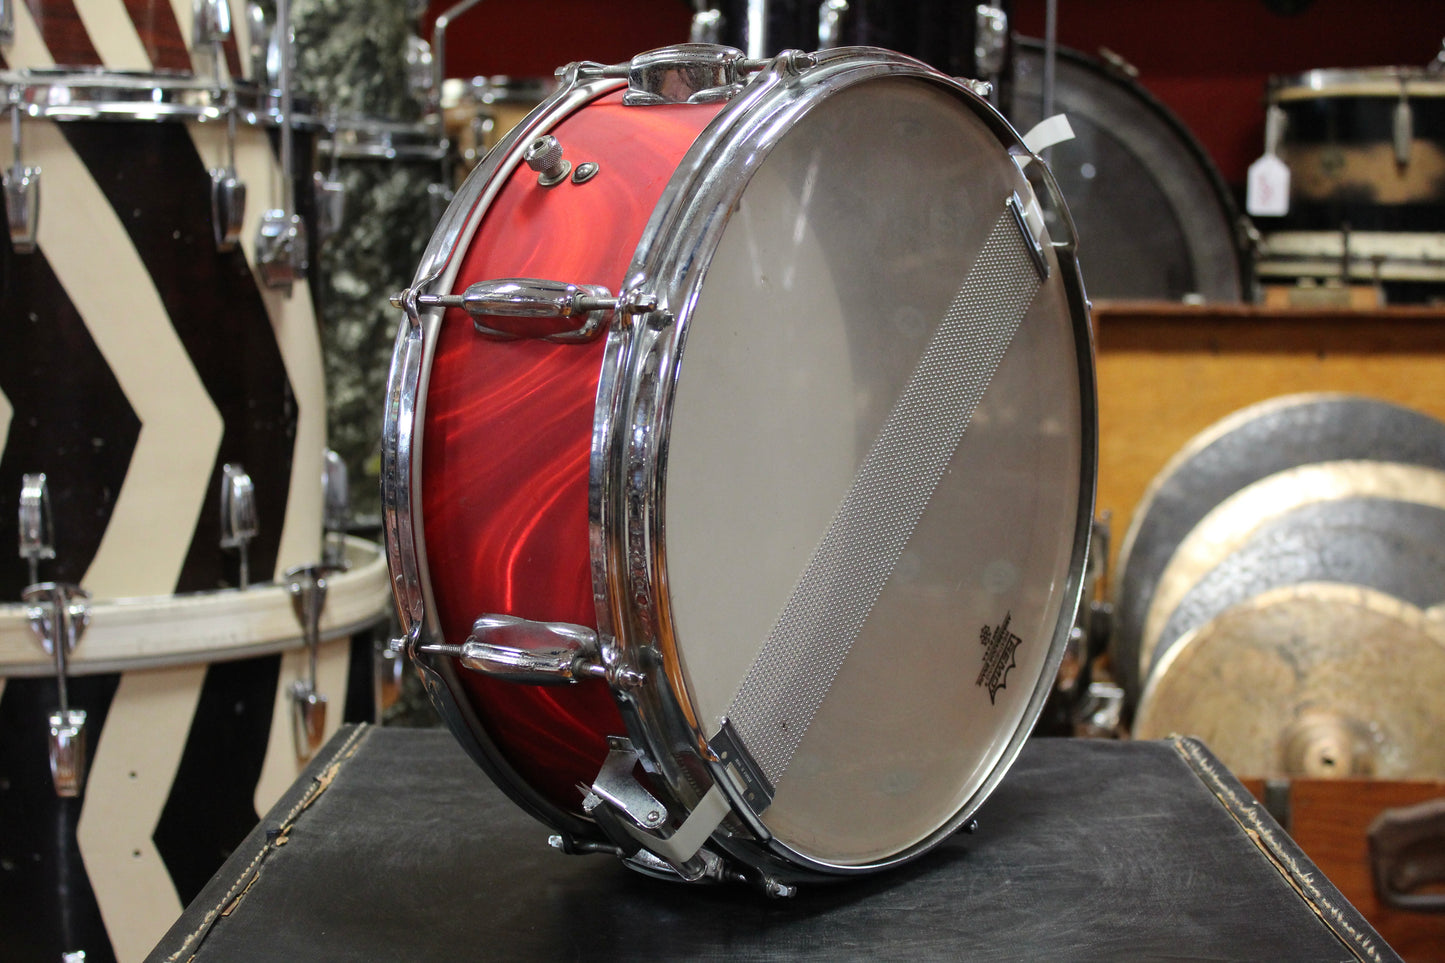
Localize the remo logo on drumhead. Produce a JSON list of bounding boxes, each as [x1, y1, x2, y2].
[[383, 44, 1097, 892]]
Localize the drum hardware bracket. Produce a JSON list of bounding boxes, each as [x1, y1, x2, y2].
[[219, 464, 259, 589], [1007, 191, 1050, 281], [571, 45, 801, 106], [571, 161, 600, 185], [546, 832, 624, 858], [581, 737, 733, 882], [285, 563, 344, 763], [19, 472, 56, 586], [23, 581, 92, 798], [256, 209, 309, 291], [391, 279, 657, 342], [708, 717, 776, 813]]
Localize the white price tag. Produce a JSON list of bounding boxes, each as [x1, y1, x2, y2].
[[1246, 153, 1291, 217]]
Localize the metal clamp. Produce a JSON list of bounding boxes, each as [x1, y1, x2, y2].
[[23, 582, 92, 797], [18, 472, 55, 586], [285, 563, 342, 762], [623, 44, 749, 106], [219, 463, 258, 588], [391, 278, 655, 342]]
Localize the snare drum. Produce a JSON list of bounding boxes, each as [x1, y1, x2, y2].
[[0, 538, 390, 963], [387, 44, 1095, 887]]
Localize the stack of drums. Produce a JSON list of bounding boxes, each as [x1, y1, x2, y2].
[[1255, 66, 1445, 305], [292, 0, 447, 525], [0, 2, 390, 961], [1113, 394, 1445, 781]]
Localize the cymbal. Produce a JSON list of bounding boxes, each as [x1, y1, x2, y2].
[[1111, 393, 1445, 706], [1134, 583, 1445, 779], [1141, 461, 1445, 682]]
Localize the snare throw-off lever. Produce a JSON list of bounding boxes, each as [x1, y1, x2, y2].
[[285, 563, 341, 762], [23, 582, 92, 798]]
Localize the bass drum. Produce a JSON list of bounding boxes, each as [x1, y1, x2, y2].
[[1010, 39, 1248, 302], [387, 44, 1095, 887]]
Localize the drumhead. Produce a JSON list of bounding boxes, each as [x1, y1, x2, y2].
[[616, 60, 1094, 868]]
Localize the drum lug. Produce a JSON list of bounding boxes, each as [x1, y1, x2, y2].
[[210, 167, 247, 250], [219, 463, 259, 588], [421, 613, 617, 685], [256, 209, 309, 291], [0, 0, 13, 47], [321, 449, 351, 570], [4, 163, 39, 254], [285, 563, 344, 763], [18, 473, 56, 586], [191, 0, 233, 47], [392, 277, 653, 342], [23, 581, 92, 798]]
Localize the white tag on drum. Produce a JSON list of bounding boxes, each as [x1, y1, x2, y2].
[[1021, 114, 1076, 154], [1246, 153, 1291, 217]]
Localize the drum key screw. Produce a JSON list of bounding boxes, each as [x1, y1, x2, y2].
[[524, 135, 571, 187]]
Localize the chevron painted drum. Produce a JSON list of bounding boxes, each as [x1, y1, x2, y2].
[[0, 3, 388, 960]]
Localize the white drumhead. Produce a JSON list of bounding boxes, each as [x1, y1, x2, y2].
[[663, 76, 1086, 865]]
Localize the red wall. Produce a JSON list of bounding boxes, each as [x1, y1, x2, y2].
[[424, 0, 1445, 187]]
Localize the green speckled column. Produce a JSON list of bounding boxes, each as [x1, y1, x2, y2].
[[292, 0, 440, 523]]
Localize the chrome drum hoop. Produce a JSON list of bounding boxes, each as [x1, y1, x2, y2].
[[596, 46, 1098, 879], [2, 69, 316, 126], [311, 116, 447, 161]]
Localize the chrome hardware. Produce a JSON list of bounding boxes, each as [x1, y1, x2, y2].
[[589, 737, 669, 830], [219, 463, 258, 588], [256, 210, 308, 290], [6, 98, 39, 253], [420, 613, 610, 685], [210, 168, 246, 250], [690, 8, 723, 44], [623, 44, 748, 106], [375, 636, 407, 712], [818, 0, 848, 49], [964, 79, 994, 99], [391, 278, 653, 342], [523, 134, 571, 187], [321, 449, 349, 569], [1264, 104, 1288, 157], [23, 582, 92, 797], [1007, 191, 1050, 281], [975, 5, 1009, 79], [709, 717, 776, 811], [246, 2, 276, 87], [1394, 92, 1413, 167], [404, 32, 435, 108], [19, 473, 55, 586], [285, 564, 340, 762], [191, 0, 232, 48], [571, 161, 600, 185], [312, 115, 346, 243], [255, 0, 305, 291]]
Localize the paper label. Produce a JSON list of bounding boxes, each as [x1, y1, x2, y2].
[[1246, 153, 1291, 217]]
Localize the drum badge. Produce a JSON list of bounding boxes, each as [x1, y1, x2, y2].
[[976, 613, 1023, 705]]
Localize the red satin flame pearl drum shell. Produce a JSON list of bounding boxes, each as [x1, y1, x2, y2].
[[420, 90, 723, 816]]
